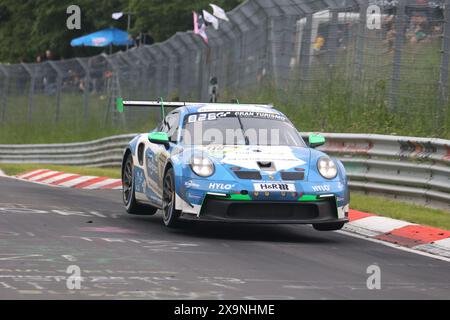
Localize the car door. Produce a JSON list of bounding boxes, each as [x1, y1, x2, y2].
[[144, 112, 180, 206]]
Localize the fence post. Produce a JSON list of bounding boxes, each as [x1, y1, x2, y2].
[[299, 14, 313, 90], [102, 54, 125, 127], [48, 61, 63, 122], [0, 65, 9, 122], [76, 58, 91, 121], [21, 63, 35, 122], [352, 1, 367, 95], [388, 0, 406, 112], [439, 0, 450, 116], [327, 8, 339, 77], [127, 48, 150, 98], [143, 46, 160, 98]]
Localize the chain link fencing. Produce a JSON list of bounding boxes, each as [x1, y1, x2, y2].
[[0, 0, 449, 141]]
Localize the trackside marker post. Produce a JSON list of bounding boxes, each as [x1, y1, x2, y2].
[[116, 97, 124, 113]]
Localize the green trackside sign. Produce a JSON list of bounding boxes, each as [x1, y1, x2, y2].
[[116, 97, 124, 113], [116, 97, 165, 118]]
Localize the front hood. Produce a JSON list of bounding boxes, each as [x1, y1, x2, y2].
[[182, 145, 310, 176]]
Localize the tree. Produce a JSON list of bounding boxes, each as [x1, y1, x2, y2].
[[0, 0, 243, 63], [129, 0, 242, 42]]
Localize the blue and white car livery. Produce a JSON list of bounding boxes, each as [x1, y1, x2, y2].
[[119, 99, 349, 230]]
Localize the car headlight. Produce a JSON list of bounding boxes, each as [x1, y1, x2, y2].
[[190, 156, 215, 177], [317, 157, 337, 179]]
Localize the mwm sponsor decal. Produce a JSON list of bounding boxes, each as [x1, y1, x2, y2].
[[312, 184, 331, 192]]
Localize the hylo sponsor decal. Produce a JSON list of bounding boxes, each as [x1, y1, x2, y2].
[[209, 183, 235, 190]]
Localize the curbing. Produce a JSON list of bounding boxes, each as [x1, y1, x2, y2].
[[14, 169, 122, 190], [344, 210, 450, 259], [9, 168, 450, 260]]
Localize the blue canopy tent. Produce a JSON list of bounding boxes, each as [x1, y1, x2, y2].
[[70, 27, 134, 47]]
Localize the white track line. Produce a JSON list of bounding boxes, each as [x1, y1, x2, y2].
[[0, 169, 5, 177]]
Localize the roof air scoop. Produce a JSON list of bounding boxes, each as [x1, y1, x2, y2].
[[257, 161, 276, 171]]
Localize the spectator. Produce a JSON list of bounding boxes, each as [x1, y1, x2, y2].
[[407, 14, 429, 44], [313, 35, 325, 53], [43, 49, 56, 61], [137, 31, 154, 46]]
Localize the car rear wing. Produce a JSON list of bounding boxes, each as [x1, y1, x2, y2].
[[116, 97, 272, 118], [116, 98, 188, 118]]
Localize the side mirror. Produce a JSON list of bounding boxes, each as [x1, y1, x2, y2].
[[148, 132, 169, 147], [308, 133, 326, 148]]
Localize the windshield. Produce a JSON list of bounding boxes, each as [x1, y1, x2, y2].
[[181, 111, 305, 147]]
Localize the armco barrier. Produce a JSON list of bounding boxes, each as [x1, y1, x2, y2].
[[0, 133, 449, 210], [310, 133, 450, 210], [0, 134, 136, 168]]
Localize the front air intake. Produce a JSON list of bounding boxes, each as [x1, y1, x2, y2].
[[234, 171, 262, 180], [280, 171, 304, 180]]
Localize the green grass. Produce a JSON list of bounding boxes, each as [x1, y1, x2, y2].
[[0, 93, 158, 144], [0, 163, 121, 179], [351, 193, 450, 230]]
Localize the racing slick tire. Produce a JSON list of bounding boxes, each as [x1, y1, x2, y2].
[[162, 168, 182, 228], [313, 222, 345, 231], [122, 153, 157, 215]]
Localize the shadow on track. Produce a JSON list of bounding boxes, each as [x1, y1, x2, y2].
[[126, 213, 337, 244]]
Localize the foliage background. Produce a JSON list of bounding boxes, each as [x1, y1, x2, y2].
[[0, 0, 242, 63]]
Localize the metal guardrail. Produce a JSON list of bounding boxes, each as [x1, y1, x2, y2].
[[0, 133, 449, 210], [0, 134, 136, 168], [310, 133, 450, 210]]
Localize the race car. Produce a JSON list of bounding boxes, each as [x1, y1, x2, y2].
[[118, 99, 349, 230]]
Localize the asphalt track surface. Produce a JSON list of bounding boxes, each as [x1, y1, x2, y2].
[[0, 177, 449, 300]]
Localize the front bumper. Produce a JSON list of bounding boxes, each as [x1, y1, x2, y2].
[[180, 196, 349, 224]]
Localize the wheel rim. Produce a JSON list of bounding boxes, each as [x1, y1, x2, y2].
[[163, 174, 174, 221], [123, 158, 133, 205]]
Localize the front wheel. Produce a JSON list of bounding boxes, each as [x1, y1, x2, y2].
[[122, 153, 157, 215], [313, 222, 345, 231], [162, 168, 182, 228]]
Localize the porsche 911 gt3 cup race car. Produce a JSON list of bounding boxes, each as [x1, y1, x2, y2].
[[118, 99, 349, 231]]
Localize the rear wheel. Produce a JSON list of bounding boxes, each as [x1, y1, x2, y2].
[[313, 222, 345, 231], [122, 153, 157, 215], [162, 168, 181, 228]]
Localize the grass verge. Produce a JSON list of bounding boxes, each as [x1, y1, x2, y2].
[[351, 193, 450, 230], [0, 163, 121, 179]]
